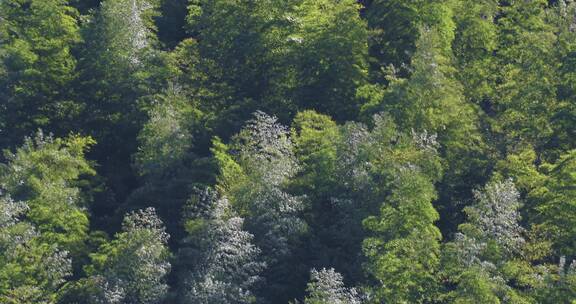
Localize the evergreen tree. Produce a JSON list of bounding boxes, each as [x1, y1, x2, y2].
[[364, 0, 453, 81], [549, 0, 576, 154], [77, 0, 168, 220], [452, 0, 498, 105], [288, 0, 369, 121], [363, 24, 487, 233]]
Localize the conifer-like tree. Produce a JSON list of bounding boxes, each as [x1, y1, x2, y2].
[[181, 188, 265, 304]]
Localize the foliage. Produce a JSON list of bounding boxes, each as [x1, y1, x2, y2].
[[181, 189, 265, 304], [363, 168, 442, 303], [0, 0, 81, 147], [303, 268, 361, 304], [0, 131, 94, 259], [83, 207, 171, 304], [2, 1, 576, 303]]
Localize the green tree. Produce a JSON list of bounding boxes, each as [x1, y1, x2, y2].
[[135, 86, 196, 179], [0, 131, 95, 261], [288, 0, 369, 121], [494, 0, 559, 151], [441, 180, 532, 303], [0, 0, 81, 149], [0, 131, 94, 303], [452, 0, 498, 105], [496, 148, 576, 257], [0, 193, 72, 303], [81, 208, 171, 304], [549, 0, 576, 154], [533, 257, 576, 304], [363, 25, 487, 232], [363, 168, 442, 303], [184, 0, 368, 131], [364, 0, 454, 81], [532, 150, 576, 256], [77, 0, 169, 219]]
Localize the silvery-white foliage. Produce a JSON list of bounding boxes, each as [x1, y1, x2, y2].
[[452, 232, 500, 277], [558, 256, 576, 277], [238, 111, 299, 186], [568, 260, 576, 276], [96, 208, 171, 304], [0, 191, 27, 229], [247, 186, 307, 262], [467, 179, 525, 254], [136, 86, 193, 177], [186, 192, 265, 304], [121, 207, 170, 243], [452, 232, 487, 268], [99, 0, 156, 66], [234, 112, 306, 261], [556, 0, 576, 32], [336, 122, 371, 191], [189, 276, 249, 304], [43, 248, 73, 289], [184, 187, 220, 221], [411, 129, 439, 152], [90, 276, 126, 304], [305, 268, 362, 304]]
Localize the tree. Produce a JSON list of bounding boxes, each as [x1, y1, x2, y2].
[[533, 150, 576, 257], [0, 192, 73, 304], [363, 168, 442, 303], [83, 208, 171, 304], [496, 148, 576, 257], [363, 24, 487, 233], [494, 0, 559, 151], [183, 0, 368, 131], [183, 0, 294, 135], [288, 0, 369, 121], [533, 256, 576, 304], [219, 112, 306, 259], [77, 0, 169, 221], [291, 110, 340, 197], [0, 0, 81, 149], [549, 0, 576, 155], [0, 131, 95, 263], [135, 85, 197, 179], [181, 188, 265, 304], [303, 268, 361, 304], [214, 112, 307, 302], [452, 0, 498, 105], [441, 180, 531, 303], [364, 0, 453, 82]]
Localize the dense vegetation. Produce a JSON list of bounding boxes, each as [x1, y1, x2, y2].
[[0, 0, 575, 303]]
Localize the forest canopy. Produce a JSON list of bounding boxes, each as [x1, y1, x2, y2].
[[0, 0, 575, 303]]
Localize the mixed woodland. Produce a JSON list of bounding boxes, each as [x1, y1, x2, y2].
[[1, 0, 576, 303]]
